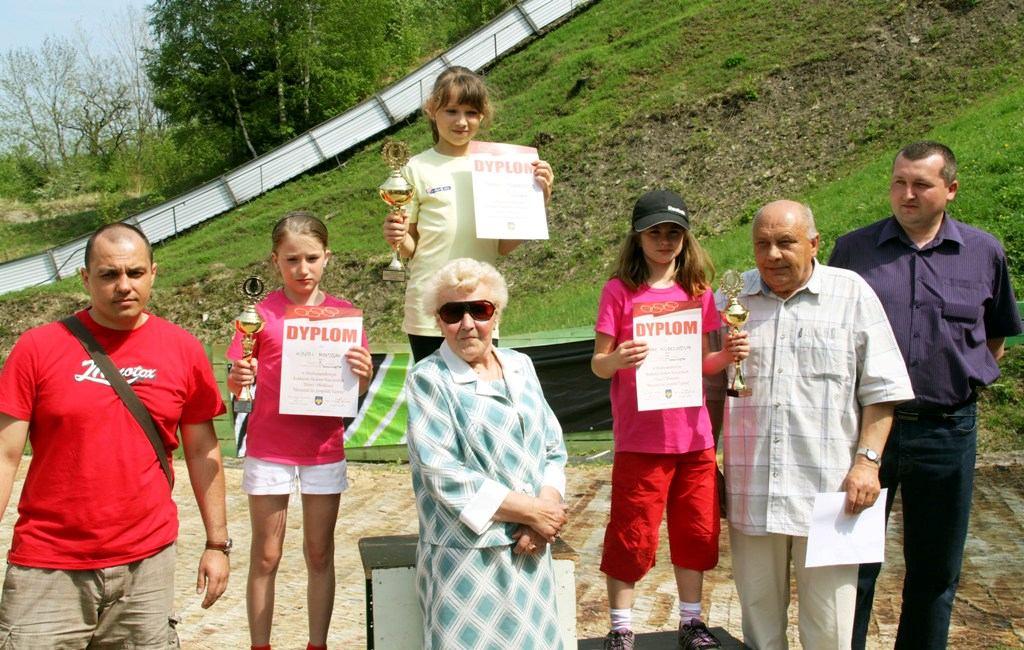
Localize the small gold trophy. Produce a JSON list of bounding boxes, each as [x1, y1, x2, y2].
[[379, 141, 414, 282], [720, 269, 751, 398], [233, 276, 266, 413]]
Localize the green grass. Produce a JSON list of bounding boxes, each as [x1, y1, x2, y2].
[[705, 82, 1024, 296]]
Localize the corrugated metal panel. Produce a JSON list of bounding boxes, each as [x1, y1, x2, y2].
[[256, 139, 324, 193], [174, 182, 235, 231], [226, 133, 325, 203], [447, 11, 532, 71], [225, 162, 265, 204], [447, 39, 492, 72], [131, 204, 176, 239], [525, 0, 579, 30], [52, 238, 88, 279], [311, 101, 391, 157], [139, 204, 181, 243], [380, 59, 447, 122], [177, 183, 236, 230], [0, 255, 57, 294], [0, 0, 598, 297], [494, 14, 535, 55]]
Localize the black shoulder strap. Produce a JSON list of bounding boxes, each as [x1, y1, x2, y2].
[[61, 315, 174, 488]]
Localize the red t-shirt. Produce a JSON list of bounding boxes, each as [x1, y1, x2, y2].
[[595, 278, 721, 454], [226, 290, 369, 465], [0, 310, 226, 569]]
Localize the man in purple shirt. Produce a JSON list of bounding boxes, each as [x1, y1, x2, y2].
[[829, 141, 1022, 649]]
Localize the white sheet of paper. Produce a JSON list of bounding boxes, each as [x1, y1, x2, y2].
[[470, 143, 548, 240], [805, 489, 888, 568], [632, 300, 702, 411], [279, 305, 362, 417]]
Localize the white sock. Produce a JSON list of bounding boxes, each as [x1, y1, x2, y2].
[[610, 607, 632, 632], [679, 600, 702, 625]]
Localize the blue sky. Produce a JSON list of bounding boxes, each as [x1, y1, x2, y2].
[[0, 0, 151, 54]]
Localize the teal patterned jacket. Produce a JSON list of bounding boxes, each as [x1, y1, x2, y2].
[[406, 342, 568, 549]]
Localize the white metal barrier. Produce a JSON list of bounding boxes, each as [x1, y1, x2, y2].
[[0, 0, 596, 296]]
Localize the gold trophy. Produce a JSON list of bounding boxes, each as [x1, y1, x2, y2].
[[379, 140, 414, 282], [233, 276, 266, 413], [720, 269, 752, 397]]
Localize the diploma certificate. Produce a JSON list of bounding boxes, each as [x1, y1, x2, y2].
[[279, 305, 362, 417], [469, 141, 548, 240], [805, 490, 888, 567], [633, 300, 702, 411]]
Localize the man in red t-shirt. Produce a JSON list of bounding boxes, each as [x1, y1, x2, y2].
[[0, 223, 230, 646]]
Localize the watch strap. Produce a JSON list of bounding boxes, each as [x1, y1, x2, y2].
[[856, 447, 881, 465], [205, 539, 232, 554]]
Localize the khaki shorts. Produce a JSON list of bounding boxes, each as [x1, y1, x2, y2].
[[0, 543, 179, 649]]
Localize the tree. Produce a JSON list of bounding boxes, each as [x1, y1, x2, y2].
[[145, 0, 437, 161], [0, 21, 161, 170], [0, 39, 78, 168], [110, 5, 165, 154]]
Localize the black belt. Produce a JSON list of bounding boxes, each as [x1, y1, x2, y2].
[[894, 396, 977, 421]]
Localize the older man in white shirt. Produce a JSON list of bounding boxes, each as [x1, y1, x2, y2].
[[721, 200, 913, 650]]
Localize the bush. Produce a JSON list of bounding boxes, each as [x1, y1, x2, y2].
[[0, 150, 46, 201], [136, 126, 240, 197]]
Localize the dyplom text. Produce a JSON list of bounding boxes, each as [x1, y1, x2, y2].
[[634, 319, 698, 338], [473, 158, 535, 175], [284, 324, 359, 343]]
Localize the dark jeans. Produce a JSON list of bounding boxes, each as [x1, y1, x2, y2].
[[852, 402, 977, 650]]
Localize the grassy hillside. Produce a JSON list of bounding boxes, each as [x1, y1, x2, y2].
[[0, 0, 523, 263], [2, 0, 1023, 448]]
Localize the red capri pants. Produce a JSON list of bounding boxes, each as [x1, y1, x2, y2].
[[600, 447, 720, 583]]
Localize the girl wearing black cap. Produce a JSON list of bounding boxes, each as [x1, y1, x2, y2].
[[590, 190, 748, 650]]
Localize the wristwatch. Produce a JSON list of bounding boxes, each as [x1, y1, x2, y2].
[[856, 447, 881, 466], [205, 538, 233, 555]]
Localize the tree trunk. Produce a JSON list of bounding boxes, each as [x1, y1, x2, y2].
[[273, 16, 286, 129], [303, 1, 313, 122], [219, 53, 258, 159], [232, 84, 258, 159]]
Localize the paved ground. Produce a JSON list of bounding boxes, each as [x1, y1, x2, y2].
[[1, 454, 1022, 649]]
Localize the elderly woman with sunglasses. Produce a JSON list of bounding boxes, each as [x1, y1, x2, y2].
[[405, 258, 569, 650]]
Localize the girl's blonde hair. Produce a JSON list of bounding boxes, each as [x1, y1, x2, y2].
[[423, 66, 493, 144], [611, 227, 715, 297], [271, 210, 329, 252], [268, 211, 330, 282]]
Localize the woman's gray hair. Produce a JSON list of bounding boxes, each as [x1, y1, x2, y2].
[[423, 258, 509, 318]]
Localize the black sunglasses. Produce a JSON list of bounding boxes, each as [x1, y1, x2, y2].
[[438, 300, 497, 324]]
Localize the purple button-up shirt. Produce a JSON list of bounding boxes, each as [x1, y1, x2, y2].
[[829, 214, 1021, 408]]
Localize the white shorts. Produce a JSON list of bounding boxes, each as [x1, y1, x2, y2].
[[242, 457, 349, 495]]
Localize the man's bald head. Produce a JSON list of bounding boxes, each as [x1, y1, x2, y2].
[[84, 223, 153, 270], [752, 200, 818, 238]]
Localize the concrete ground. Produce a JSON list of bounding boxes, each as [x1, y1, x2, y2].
[[1, 454, 1021, 649]]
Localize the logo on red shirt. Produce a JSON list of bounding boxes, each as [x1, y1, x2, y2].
[[74, 359, 157, 385]]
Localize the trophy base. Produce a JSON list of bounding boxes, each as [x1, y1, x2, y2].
[[382, 268, 407, 282], [727, 387, 752, 398], [233, 400, 254, 414]]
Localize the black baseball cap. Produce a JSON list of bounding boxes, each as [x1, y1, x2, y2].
[[632, 190, 690, 232]]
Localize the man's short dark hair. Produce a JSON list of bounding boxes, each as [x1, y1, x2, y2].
[[896, 141, 957, 185], [83, 223, 153, 269]]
